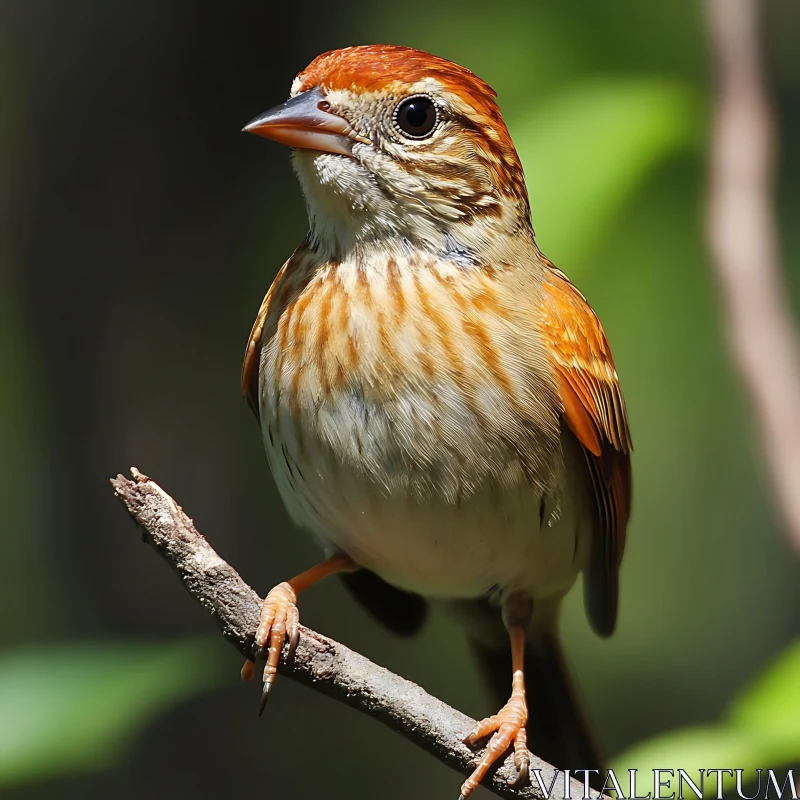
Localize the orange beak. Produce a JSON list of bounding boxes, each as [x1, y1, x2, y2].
[[243, 87, 370, 157]]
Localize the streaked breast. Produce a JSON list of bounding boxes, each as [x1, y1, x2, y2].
[[257, 246, 568, 594]]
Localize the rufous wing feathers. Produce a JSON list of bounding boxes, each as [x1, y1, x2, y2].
[[539, 266, 632, 637]]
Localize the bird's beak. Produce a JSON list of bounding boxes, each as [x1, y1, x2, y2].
[[243, 87, 370, 157]]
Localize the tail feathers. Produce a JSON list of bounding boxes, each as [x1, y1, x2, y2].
[[470, 631, 605, 782]]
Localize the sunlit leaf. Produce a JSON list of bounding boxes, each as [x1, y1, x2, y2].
[[613, 642, 800, 782], [512, 77, 701, 270], [612, 725, 753, 783], [0, 639, 222, 786], [729, 640, 800, 767]]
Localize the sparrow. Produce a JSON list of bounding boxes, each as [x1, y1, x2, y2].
[[240, 45, 632, 798]]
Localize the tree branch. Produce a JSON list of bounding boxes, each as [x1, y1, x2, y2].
[[110, 468, 586, 800], [706, 0, 800, 553]]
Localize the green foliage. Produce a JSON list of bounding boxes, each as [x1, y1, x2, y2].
[[0, 639, 222, 787], [729, 641, 800, 767], [513, 77, 701, 269], [614, 641, 800, 779]]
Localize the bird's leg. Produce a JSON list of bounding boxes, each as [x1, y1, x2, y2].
[[241, 552, 356, 713], [460, 593, 533, 799]]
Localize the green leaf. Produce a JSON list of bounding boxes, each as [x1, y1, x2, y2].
[[729, 640, 800, 767], [512, 77, 701, 270], [612, 725, 753, 782], [0, 638, 222, 787], [614, 642, 800, 781]]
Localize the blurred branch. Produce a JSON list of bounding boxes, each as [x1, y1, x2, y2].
[[706, 0, 800, 554], [110, 468, 585, 800]]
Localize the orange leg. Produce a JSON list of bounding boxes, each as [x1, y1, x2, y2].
[[242, 553, 356, 713], [460, 618, 531, 798]]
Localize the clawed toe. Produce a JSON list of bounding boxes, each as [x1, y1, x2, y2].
[[459, 689, 529, 798], [461, 726, 481, 747], [242, 582, 300, 713], [259, 680, 272, 715], [508, 753, 530, 788]]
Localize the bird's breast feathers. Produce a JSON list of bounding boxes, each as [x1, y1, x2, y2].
[[244, 245, 594, 598], [258, 246, 563, 498]]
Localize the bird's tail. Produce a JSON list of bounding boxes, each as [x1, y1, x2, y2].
[[469, 627, 605, 783]]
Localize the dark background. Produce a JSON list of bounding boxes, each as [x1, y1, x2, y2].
[[1, 1, 799, 798]]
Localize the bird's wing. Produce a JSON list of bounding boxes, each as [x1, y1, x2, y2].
[[539, 266, 632, 636], [241, 261, 292, 422]]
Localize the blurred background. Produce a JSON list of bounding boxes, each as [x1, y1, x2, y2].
[[1, 0, 799, 797]]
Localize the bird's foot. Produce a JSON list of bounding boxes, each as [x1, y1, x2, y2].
[[240, 582, 300, 714], [459, 679, 530, 798]]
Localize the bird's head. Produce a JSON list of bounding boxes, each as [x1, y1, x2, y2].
[[245, 45, 533, 260]]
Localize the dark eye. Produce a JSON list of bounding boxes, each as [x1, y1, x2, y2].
[[393, 95, 439, 139]]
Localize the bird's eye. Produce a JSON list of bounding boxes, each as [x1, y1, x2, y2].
[[393, 95, 439, 139]]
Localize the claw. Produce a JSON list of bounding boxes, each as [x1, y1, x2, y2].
[[508, 758, 529, 788], [251, 582, 299, 714], [259, 681, 271, 716], [240, 659, 255, 683], [462, 725, 483, 747]]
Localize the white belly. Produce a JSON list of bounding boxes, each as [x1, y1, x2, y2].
[[261, 380, 589, 602]]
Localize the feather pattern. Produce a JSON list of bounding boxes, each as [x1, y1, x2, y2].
[[539, 265, 632, 635], [242, 44, 633, 786], [241, 44, 632, 620]]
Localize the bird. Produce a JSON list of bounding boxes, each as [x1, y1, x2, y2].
[[239, 44, 632, 798]]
